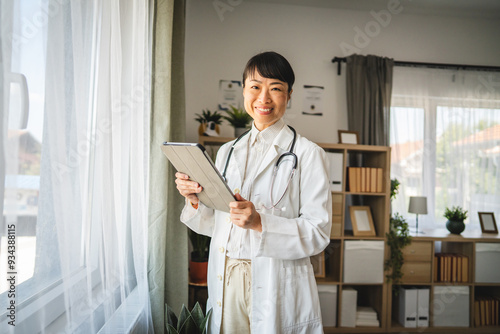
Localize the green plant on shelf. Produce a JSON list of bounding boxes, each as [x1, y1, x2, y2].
[[444, 206, 468, 221], [385, 178, 412, 292], [385, 213, 412, 290], [189, 230, 210, 262], [194, 109, 223, 125], [222, 105, 252, 128], [390, 178, 400, 201]]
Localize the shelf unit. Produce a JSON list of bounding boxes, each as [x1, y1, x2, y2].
[[200, 136, 392, 332], [316, 142, 391, 333], [198, 136, 500, 333], [388, 230, 500, 333]]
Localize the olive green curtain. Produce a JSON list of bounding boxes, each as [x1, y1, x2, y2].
[[148, 0, 188, 332], [346, 55, 394, 146]]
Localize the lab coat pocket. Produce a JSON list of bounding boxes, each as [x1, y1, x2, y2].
[[279, 261, 320, 330]]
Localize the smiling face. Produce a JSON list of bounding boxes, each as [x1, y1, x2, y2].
[[243, 71, 292, 131]]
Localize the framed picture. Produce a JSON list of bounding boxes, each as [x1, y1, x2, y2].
[[478, 212, 498, 234], [350, 206, 376, 236], [338, 130, 359, 144], [310, 252, 325, 278]]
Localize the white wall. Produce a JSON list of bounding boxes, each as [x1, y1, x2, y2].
[[184, 0, 500, 143]]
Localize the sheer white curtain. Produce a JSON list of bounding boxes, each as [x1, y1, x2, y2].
[[1, 0, 153, 332], [390, 67, 500, 231]]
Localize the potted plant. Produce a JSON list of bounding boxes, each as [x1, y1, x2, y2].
[[166, 302, 212, 334], [195, 109, 223, 136], [444, 206, 468, 234], [385, 179, 412, 291], [222, 105, 253, 137], [385, 213, 412, 288], [189, 230, 210, 284]]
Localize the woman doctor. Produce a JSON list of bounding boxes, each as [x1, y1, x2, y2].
[[175, 51, 332, 333]]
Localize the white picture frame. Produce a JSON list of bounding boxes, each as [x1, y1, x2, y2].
[[338, 130, 359, 144]]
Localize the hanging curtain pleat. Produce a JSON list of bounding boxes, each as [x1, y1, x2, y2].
[[148, 0, 188, 332], [346, 54, 394, 146]]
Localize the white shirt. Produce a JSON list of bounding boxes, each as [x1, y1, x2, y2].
[[226, 119, 286, 259]]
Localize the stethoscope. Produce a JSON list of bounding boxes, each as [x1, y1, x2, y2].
[[222, 125, 298, 209]]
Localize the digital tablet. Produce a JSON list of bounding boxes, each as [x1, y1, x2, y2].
[[161, 142, 235, 212]]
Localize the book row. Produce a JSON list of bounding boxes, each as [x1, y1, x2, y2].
[[433, 253, 469, 283], [347, 167, 383, 193], [475, 296, 500, 327]]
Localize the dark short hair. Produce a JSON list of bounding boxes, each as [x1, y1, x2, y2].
[[242, 51, 295, 93]]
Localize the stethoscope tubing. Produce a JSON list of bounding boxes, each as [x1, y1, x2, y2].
[[222, 125, 298, 209]]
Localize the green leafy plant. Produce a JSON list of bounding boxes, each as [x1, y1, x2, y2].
[[385, 178, 412, 292], [194, 109, 223, 125], [444, 206, 468, 221], [166, 302, 212, 334], [222, 105, 252, 128], [189, 230, 210, 262], [385, 213, 412, 288], [390, 178, 400, 200]]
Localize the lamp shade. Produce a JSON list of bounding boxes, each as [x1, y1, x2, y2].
[[408, 196, 428, 214]]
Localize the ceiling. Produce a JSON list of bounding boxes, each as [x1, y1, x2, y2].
[[245, 0, 500, 19]]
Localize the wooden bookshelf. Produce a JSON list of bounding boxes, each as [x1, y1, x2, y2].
[[199, 136, 500, 333], [388, 230, 500, 333]]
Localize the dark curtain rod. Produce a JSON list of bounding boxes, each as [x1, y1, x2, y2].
[[331, 56, 500, 75]]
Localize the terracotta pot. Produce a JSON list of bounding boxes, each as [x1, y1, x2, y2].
[[189, 260, 208, 284]]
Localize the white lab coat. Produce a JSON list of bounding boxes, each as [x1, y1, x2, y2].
[[181, 125, 332, 333]]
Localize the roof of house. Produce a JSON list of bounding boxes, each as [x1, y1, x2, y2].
[[390, 140, 424, 164], [453, 124, 500, 146]]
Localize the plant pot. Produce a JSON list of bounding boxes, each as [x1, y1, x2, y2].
[[446, 219, 465, 234], [234, 127, 247, 137], [189, 259, 208, 284], [198, 123, 220, 136]]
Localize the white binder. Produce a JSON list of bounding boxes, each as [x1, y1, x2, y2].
[[398, 287, 417, 328], [341, 287, 357, 327], [326, 152, 343, 191], [417, 288, 429, 327]]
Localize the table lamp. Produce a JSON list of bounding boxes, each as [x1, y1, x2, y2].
[[408, 196, 427, 234]]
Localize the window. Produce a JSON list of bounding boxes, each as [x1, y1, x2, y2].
[[390, 67, 500, 230], [1, 1, 152, 331]]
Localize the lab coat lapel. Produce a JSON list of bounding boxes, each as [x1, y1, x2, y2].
[[254, 125, 294, 180]]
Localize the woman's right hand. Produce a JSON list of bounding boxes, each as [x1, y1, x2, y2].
[[175, 172, 202, 205]]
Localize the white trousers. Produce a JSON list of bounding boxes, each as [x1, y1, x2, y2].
[[221, 257, 252, 334]]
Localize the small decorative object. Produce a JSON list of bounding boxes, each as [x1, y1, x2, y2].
[[166, 302, 212, 334], [444, 206, 468, 235], [478, 212, 498, 234], [222, 105, 252, 137], [408, 196, 427, 234], [338, 130, 359, 144], [188, 230, 210, 284], [195, 109, 223, 136], [350, 206, 376, 236]]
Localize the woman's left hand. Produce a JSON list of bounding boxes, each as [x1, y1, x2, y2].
[[229, 193, 262, 232]]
